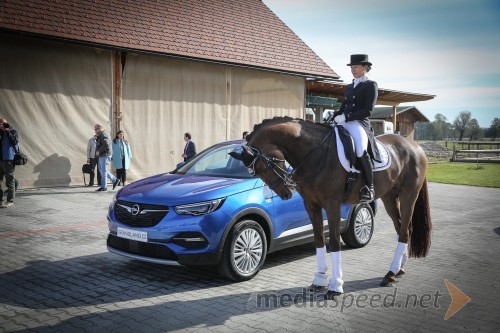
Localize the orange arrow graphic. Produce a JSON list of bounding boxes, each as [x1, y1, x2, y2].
[[444, 279, 471, 320]]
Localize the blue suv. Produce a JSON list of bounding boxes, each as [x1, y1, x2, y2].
[[107, 140, 375, 281]]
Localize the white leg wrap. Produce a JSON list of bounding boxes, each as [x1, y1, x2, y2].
[[393, 235, 408, 269], [390, 242, 408, 274], [316, 246, 327, 274], [328, 251, 344, 293], [401, 247, 408, 268], [312, 272, 329, 287]]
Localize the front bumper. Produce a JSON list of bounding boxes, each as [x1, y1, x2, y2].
[[106, 234, 221, 266]]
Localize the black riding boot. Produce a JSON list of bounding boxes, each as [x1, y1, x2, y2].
[[358, 151, 374, 203]]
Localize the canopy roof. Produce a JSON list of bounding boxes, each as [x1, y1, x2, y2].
[[307, 81, 435, 106], [373, 106, 430, 122]]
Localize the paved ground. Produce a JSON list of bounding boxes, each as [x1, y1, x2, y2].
[[0, 183, 499, 332]]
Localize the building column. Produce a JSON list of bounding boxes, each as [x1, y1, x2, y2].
[[392, 105, 397, 132], [112, 51, 124, 135]]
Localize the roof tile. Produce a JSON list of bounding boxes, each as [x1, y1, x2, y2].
[[0, 0, 338, 78]]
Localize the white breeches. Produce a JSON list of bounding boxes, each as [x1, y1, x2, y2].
[[340, 120, 368, 157]]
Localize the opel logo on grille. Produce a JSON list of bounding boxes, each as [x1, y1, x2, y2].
[[131, 204, 141, 216]]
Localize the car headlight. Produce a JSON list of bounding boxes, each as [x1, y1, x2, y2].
[[109, 194, 117, 210], [174, 198, 225, 216]]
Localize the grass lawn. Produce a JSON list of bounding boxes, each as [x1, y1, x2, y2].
[[426, 161, 500, 188]]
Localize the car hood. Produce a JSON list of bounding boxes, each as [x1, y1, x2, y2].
[[117, 173, 258, 205]]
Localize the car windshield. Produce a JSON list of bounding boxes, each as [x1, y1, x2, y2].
[[177, 143, 253, 179]]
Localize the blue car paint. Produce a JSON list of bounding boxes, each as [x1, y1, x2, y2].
[[107, 140, 355, 264]]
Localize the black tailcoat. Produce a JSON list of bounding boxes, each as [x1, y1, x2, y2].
[[338, 80, 381, 162]]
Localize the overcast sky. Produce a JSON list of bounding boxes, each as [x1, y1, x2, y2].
[[263, 0, 500, 127]]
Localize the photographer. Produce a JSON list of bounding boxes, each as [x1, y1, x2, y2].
[[0, 118, 19, 208]]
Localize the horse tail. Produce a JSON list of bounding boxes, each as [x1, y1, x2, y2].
[[409, 179, 432, 258]]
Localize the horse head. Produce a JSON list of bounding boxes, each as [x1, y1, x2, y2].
[[229, 144, 296, 200]]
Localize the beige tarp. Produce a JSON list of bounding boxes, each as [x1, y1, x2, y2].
[[0, 34, 112, 187], [121, 54, 304, 179], [1, 35, 304, 187]]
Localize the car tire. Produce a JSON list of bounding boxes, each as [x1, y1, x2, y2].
[[218, 219, 267, 281], [341, 203, 374, 248]]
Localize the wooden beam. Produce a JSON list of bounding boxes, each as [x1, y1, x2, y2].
[[392, 105, 397, 130], [112, 51, 123, 135]]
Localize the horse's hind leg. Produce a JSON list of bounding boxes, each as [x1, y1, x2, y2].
[[380, 191, 408, 286], [380, 190, 401, 234], [304, 201, 328, 292]]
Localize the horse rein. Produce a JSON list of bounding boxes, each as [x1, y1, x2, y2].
[[245, 127, 335, 191], [244, 146, 294, 191]]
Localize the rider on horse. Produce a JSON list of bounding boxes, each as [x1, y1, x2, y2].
[[326, 54, 381, 203]]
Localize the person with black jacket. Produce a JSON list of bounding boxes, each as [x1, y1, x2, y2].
[[0, 118, 19, 208], [181, 132, 196, 162], [94, 124, 120, 192], [328, 55, 381, 202]]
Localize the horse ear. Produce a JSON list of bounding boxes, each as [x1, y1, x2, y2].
[[229, 151, 243, 160], [242, 145, 255, 157]]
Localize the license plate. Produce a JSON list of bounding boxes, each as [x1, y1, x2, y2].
[[117, 227, 148, 243]]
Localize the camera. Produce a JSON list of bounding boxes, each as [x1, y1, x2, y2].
[[2, 123, 9, 128]]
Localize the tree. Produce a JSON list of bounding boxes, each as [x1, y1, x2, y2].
[[453, 111, 472, 141], [434, 113, 451, 140], [486, 117, 500, 141], [467, 119, 481, 141]]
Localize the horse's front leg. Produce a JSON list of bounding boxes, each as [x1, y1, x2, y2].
[[304, 201, 328, 292], [325, 200, 343, 299]]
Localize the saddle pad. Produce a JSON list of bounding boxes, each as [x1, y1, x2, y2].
[[334, 127, 391, 173]]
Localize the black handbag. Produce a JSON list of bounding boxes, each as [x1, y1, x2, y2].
[[14, 148, 28, 166], [82, 163, 93, 174], [82, 163, 93, 186]]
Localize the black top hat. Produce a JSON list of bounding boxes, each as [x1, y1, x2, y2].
[[347, 54, 372, 66]]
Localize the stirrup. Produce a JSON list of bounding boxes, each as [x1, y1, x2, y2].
[[360, 185, 374, 203]]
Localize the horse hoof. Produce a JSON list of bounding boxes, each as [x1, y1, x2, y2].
[[309, 284, 327, 293], [324, 291, 342, 300], [380, 278, 394, 287], [380, 272, 397, 287], [395, 269, 405, 278]]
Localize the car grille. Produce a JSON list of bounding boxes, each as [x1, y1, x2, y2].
[[107, 234, 178, 261], [114, 200, 169, 227]]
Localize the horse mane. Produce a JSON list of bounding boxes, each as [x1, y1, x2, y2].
[[246, 116, 330, 142]]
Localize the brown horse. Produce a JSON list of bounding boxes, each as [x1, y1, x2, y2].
[[230, 116, 431, 299]]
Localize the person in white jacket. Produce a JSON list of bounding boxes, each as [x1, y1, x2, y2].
[[86, 133, 100, 187]]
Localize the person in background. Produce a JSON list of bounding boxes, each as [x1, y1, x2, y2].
[[94, 124, 120, 191], [86, 132, 101, 187], [0, 118, 19, 208], [112, 130, 132, 186], [181, 132, 196, 162]]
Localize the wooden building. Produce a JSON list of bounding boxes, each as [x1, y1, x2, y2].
[[306, 81, 434, 138], [0, 0, 338, 187], [372, 106, 430, 140]]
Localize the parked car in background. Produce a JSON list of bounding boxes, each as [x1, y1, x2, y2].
[[107, 140, 376, 281]]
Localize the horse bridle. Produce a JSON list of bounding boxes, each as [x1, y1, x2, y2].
[[245, 128, 334, 191]]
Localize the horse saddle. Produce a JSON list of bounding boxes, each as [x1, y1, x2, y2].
[[334, 125, 391, 173]]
